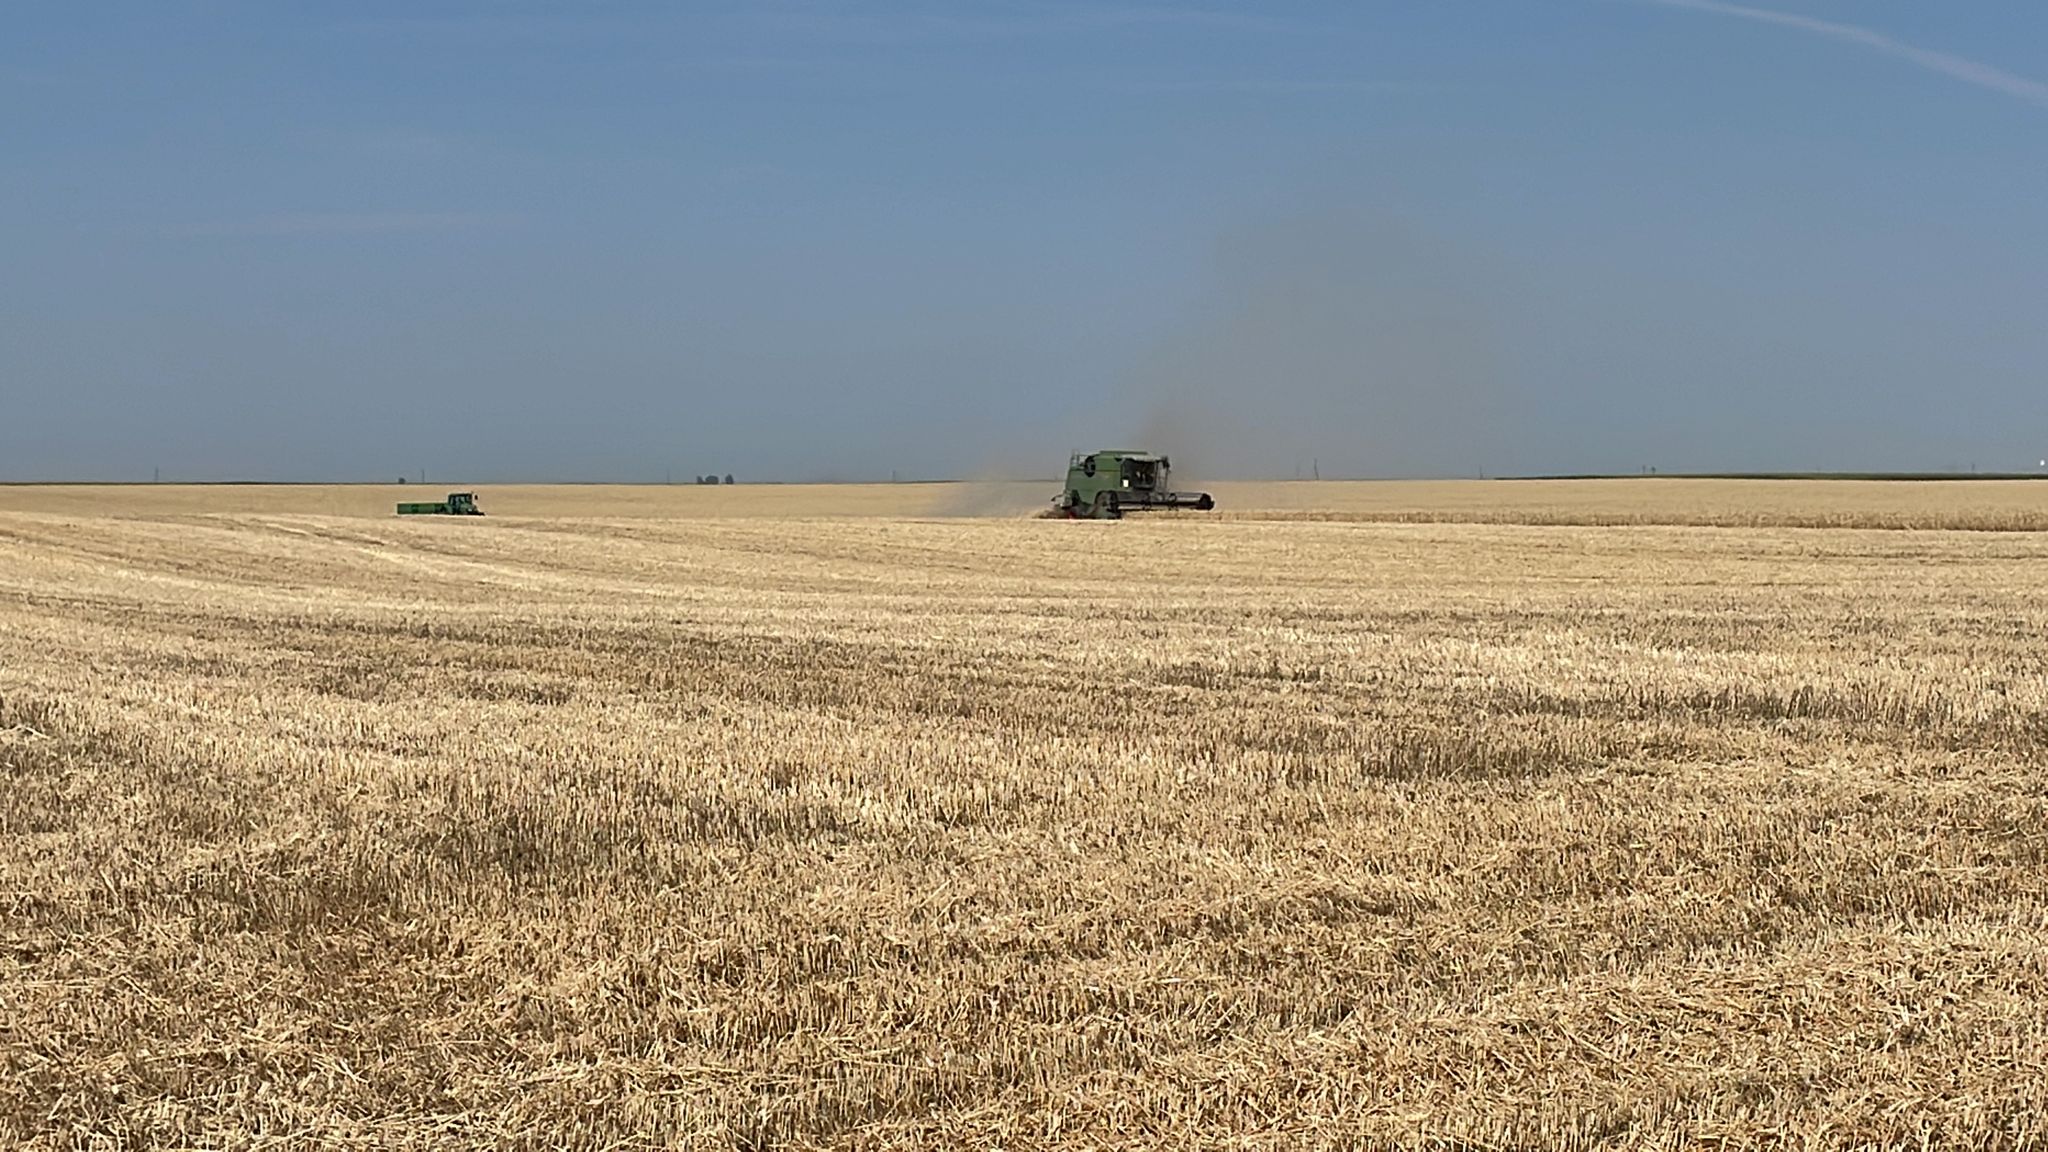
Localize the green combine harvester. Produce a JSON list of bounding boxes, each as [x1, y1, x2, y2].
[[1052, 450, 1215, 520], [395, 491, 484, 516]]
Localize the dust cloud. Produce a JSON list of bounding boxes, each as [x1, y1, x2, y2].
[[932, 203, 1513, 515], [922, 442, 1063, 517], [1116, 207, 1508, 481], [924, 475, 1052, 518]]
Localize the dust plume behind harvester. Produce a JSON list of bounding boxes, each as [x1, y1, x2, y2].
[[396, 491, 484, 516], [1052, 450, 1215, 520]]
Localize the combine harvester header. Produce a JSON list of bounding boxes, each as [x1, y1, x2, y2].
[[1052, 451, 1214, 520]]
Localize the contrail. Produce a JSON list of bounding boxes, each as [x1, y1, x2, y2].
[[1646, 0, 2048, 109]]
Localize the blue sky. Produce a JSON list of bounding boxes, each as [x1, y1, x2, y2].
[[5, 1, 2046, 480]]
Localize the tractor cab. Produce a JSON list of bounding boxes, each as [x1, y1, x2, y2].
[[446, 492, 481, 515]]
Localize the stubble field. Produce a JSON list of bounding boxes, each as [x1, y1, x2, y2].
[[3, 480, 2047, 1148]]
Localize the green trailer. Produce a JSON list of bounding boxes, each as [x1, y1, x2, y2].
[[396, 491, 484, 516], [1052, 451, 1214, 520]]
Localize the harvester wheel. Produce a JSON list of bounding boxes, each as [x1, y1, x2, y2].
[[1092, 491, 1120, 520]]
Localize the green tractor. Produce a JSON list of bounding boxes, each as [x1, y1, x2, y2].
[[396, 491, 484, 516], [1052, 451, 1215, 520]]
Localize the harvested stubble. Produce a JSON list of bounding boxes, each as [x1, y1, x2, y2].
[[2, 490, 2048, 1148]]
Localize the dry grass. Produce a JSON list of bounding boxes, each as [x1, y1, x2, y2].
[[3, 484, 2048, 1147]]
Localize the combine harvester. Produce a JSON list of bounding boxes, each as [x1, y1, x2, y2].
[[1052, 450, 1215, 520], [395, 491, 485, 516]]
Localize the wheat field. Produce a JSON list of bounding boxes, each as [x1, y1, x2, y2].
[[3, 481, 2047, 1148], [8, 476, 2048, 528]]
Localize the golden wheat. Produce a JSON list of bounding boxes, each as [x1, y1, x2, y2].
[[2, 485, 2046, 1148]]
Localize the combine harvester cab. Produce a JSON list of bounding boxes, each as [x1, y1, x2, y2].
[[1052, 451, 1215, 520], [396, 491, 485, 516]]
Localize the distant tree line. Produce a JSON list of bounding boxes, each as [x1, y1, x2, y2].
[[696, 474, 735, 485]]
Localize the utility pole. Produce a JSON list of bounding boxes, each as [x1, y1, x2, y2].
[[1312, 458, 1320, 481]]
